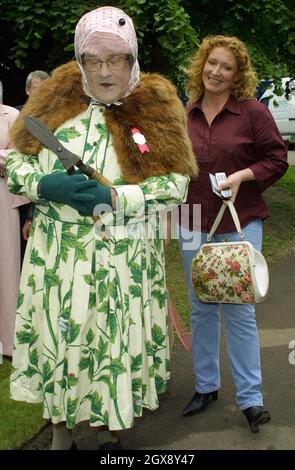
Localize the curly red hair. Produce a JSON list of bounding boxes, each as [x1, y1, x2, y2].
[[186, 35, 258, 103]]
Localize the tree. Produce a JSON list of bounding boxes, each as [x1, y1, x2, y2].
[[0, 0, 294, 105], [121, 0, 199, 87], [184, 0, 294, 84]]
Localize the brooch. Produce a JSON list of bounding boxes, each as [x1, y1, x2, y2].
[[131, 127, 149, 154]]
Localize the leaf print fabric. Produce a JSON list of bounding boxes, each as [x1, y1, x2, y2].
[[7, 104, 189, 430]]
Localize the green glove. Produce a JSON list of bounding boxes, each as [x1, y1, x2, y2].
[[38, 172, 97, 211], [71, 181, 112, 216]]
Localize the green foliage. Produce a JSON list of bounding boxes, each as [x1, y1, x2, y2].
[[0, 0, 99, 69], [0, 0, 294, 91], [121, 0, 199, 86], [0, 0, 198, 87], [1, 0, 51, 69], [184, 0, 294, 83]]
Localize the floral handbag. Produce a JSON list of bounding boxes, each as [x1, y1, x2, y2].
[[191, 201, 269, 304]]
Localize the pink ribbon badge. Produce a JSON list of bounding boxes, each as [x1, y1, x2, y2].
[[131, 127, 149, 154]]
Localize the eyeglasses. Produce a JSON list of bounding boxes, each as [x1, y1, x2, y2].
[[82, 54, 130, 72]]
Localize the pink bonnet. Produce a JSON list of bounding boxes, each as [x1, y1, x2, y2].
[[74, 6, 140, 103]]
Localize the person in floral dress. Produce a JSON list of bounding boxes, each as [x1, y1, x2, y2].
[[7, 6, 197, 449]]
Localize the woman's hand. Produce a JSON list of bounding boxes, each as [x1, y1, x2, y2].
[[218, 168, 255, 203], [22, 219, 32, 241]]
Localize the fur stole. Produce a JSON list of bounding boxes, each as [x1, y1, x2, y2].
[[10, 61, 198, 183]]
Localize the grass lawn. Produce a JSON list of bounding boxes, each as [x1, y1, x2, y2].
[[262, 166, 295, 260], [0, 359, 46, 450], [0, 167, 293, 449]]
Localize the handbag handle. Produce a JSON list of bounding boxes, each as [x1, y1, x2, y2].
[[207, 201, 244, 241]]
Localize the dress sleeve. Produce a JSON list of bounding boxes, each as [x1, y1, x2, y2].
[[6, 149, 46, 203], [114, 173, 189, 218], [248, 102, 288, 191]]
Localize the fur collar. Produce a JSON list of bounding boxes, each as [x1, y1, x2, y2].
[[10, 61, 197, 183]]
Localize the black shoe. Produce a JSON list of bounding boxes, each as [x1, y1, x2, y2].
[[183, 390, 218, 417], [70, 442, 78, 450], [99, 440, 122, 450], [242, 406, 271, 433]]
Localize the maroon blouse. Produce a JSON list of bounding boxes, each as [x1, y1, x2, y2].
[[183, 95, 288, 233]]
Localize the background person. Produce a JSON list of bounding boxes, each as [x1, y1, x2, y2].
[[16, 70, 50, 261], [7, 6, 197, 450], [16, 70, 50, 110], [179, 35, 288, 433], [0, 80, 28, 357]]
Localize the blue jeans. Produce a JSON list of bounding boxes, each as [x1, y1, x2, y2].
[[178, 219, 263, 410]]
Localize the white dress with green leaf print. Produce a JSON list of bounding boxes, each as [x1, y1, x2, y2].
[[7, 103, 189, 430]]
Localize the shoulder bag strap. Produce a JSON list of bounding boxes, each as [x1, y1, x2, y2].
[[207, 201, 244, 241]]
